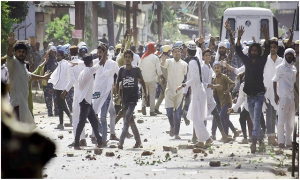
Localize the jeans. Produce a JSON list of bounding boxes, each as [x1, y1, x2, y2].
[[210, 107, 225, 136], [166, 98, 183, 136], [99, 93, 111, 142], [75, 99, 102, 147], [247, 94, 265, 140], [266, 101, 277, 135], [55, 90, 70, 125], [43, 83, 59, 115], [119, 102, 141, 145], [219, 103, 236, 135], [211, 96, 221, 136], [239, 108, 252, 139]]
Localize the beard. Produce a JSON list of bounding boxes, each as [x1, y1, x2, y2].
[[219, 51, 226, 56], [249, 54, 258, 59], [16, 55, 26, 62]]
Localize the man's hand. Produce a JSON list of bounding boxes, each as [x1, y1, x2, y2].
[[224, 19, 231, 32], [275, 94, 279, 105], [261, 24, 268, 38], [237, 26, 245, 39], [227, 108, 234, 114], [8, 31, 17, 47], [183, 93, 187, 100], [68, 60, 78, 67], [60, 90, 68, 99], [252, 36, 256, 43], [176, 85, 183, 93], [221, 60, 227, 67], [224, 89, 230, 95], [210, 36, 215, 44], [289, 27, 294, 36], [43, 70, 52, 80]]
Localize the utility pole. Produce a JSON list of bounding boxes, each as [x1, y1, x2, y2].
[[157, 2, 162, 44], [126, 1, 130, 31], [75, 1, 85, 45], [198, 1, 203, 38], [106, 1, 115, 46], [133, 1, 138, 46]]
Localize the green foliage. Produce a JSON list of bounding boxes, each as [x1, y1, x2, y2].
[[1, 1, 29, 55], [45, 14, 74, 45]]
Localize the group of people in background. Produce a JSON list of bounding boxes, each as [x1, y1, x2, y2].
[[2, 19, 299, 153]]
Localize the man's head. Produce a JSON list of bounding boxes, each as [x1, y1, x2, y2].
[[83, 55, 93, 67], [49, 46, 57, 58], [56, 50, 64, 61], [248, 43, 262, 59], [131, 46, 136, 53], [103, 33, 106, 38], [123, 49, 134, 65], [43, 41, 48, 50], [79, 46, 88, 57], [36, 42, 40, 51], [202, 48, 211, 63], [284, 48, 296, 64], [172, 45, 182, 61], [70, 46, 79, 56], [187, 42, 196, 57], [115, 44, 122, 55], [269, 38, 279, 55], [14, 42, 27, 61], [97, 43, 108, 58], [218, 42, 227, 57], [138, 45, 144, 53], [159, 45, 171, 58], [213, 61, 222, 75], [181, 44, 187, 57]]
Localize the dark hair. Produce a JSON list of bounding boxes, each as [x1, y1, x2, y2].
[[269, 39, 278, 47], [202, 48, 211, 56], [130, 46, 136, 52], [248, 43, 262, 57], [83, 55, 93, 66], [43, 41, 48, 44], [138, 45, 144, 52], [57, 50, 64, 57], [14, 42, 27, 52], [187, 49, 196, 57], [97, 43, 108, 51], [123, 49, 134, 58]]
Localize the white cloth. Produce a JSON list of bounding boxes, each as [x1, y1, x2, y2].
[[215, 42, 227, 62], [48, 59, 70, 90], [196, 47, 203, 65], [6, 56, 35, 131], [201, 63, 216, 115], [1, 64, 9, 84], [92, 59, 119, 114], [161, 58, 188, 109], [139, 54, 162, 82], [234, 65, 245, 75], [232, 82, 248, 112], [277, 97, 295, 146], [263, 55, 283, 110], [272, 59, 297, 99], [78, 64, 101, 104], [185, 60, 209, 142], [132, 53, 141, 66], [64, 58, 85, 139]]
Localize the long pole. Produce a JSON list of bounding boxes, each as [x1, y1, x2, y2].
[[126, 1, 130, 30], [198, 1, 203, 37], [157, 2, 162, 44]]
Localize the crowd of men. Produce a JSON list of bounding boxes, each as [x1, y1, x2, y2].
[[2, 20, 299, 152]]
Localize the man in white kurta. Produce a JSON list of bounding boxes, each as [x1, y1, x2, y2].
[[161, 45, 188, 139], [177, 42, 212, 147], [6, 31, 51, 131], [263, 39, 283, 146], [273, 48, 297, 148]]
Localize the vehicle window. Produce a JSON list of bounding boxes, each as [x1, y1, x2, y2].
[[225, 18, 235, 39], [260, 19, 269, 39]]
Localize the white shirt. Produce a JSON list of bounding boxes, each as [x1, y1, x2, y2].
[[132, 53, 141, 66], [139, 54, 162, 82], [263, 55, 283, 108], [161, 58, 188, 95], [48, 59, 70, 90], [232, 82, 248, 112], [64, 58, 84, 94], [234, 65, 245, 75], [78, 64, 101, 104], [272, 60, 297, 99], [92, 59, 119, 113]]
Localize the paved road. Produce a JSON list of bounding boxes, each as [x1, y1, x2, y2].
[[32, 94, 298, 179]]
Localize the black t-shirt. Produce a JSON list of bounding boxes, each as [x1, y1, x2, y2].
[[117, 66, 142, 105]]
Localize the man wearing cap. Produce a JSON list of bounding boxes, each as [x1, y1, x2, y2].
[[78, 46, 89, 60], [114, 44, 122, 61], [161, 45, 188, 139], [6, 31, 52, 131], [155, 45, 171, 114], [139, 42, 164, 116], [236, 24, 270, 153], [273, 48, 298, 148]]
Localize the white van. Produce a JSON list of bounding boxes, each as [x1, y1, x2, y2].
[[220, 7, 278, 42]]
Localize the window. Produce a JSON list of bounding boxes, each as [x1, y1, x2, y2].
[[225, 18, 235, 39], [260, 19, 269, 39]]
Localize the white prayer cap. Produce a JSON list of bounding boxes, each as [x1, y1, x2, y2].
[[187, 42, 197, 51], [284, 48, 296, 57], [242, 46, 249, 55], [218, 42, 227, 49]]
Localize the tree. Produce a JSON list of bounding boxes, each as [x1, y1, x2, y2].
[[45, 14, 75, 45], [1, 1, 29, 55]]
